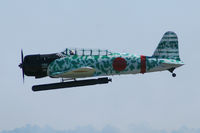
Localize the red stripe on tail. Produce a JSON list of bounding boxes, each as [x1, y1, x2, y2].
[[140, 55, 146, 74]]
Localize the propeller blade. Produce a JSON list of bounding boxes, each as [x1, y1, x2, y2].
[[22, 68, 25, 83], [21, 49, 24, 64], [20, 49, 25, 83]]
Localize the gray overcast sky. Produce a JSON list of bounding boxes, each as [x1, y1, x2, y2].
[[0, 0, 200, 132]]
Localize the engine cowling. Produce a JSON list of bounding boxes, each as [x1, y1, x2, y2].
[[21, 53, 60, 78]]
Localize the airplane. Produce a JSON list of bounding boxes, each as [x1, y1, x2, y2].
[[19, 31, 184, 91]]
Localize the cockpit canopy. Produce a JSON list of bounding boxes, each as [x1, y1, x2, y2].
[[61, 48, 112, 56]]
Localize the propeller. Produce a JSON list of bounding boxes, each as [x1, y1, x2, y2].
[[19, 49, 25, 83]]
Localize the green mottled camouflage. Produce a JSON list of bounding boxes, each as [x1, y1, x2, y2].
[[47, 53, 183, 78], [153, 31, 181, 61], [47, 31, 184, 78]]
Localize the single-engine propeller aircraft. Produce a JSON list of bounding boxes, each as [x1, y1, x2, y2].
[[19, 31, 184, 91]]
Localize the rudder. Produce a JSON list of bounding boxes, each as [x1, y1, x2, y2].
[[152, 31, 181, 61]]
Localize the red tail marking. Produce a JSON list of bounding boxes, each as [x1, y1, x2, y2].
[[140, 55, 146, 74]]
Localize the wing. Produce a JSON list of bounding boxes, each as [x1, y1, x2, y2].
[[49, 67, 96, 78]]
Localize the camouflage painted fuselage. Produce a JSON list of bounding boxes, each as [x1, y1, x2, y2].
[[47, 53, 183, 78], [47, 31, 184, 79]]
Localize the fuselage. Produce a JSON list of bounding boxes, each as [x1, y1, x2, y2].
[[20, 49, 184, 79], [47, 52, 184, 78]]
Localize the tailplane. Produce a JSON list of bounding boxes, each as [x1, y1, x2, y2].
[[152, 31, 181, 61]]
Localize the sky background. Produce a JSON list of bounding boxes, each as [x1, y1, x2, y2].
[[0, 0, 200, 132]]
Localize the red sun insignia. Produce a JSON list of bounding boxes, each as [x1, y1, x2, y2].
[[112, 57, 127, 71]]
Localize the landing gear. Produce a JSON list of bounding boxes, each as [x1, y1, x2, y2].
[[168, 68, 176, 77], [172, 73, 176, 77]]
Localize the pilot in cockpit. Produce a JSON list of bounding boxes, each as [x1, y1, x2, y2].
[[69, 50, 75, 55]]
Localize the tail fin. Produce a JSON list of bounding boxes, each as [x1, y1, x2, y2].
[[152, 31, 181, 61]]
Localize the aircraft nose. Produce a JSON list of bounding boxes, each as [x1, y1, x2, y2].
[[19, 63, 23, 68]]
